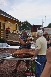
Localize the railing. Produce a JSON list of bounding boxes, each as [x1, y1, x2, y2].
[[0, 30, 21, 45], [0, 29, 5, 38]]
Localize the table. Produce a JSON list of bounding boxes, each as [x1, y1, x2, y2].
[[0, 52, 37, 77], [0, 52, 41, 77], [5, 56, 37, 77]]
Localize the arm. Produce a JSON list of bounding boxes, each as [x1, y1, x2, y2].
[[19, 38, 26, 45], [32, 39, 41, 58], [33, 49, 40, 58]]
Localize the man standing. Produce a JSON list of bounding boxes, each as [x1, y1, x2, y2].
[[32, 30, 47, 77]]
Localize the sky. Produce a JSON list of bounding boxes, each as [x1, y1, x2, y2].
[[0, 0, 51, 27]]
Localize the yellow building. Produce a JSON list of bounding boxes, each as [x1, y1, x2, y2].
[[0, 9, 21, 39]]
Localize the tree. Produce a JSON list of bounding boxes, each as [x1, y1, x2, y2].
[[19, 20, 32, 31], [47, 23, 51, 28]]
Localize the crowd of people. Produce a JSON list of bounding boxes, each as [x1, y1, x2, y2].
[[12, 30, 51, 77]]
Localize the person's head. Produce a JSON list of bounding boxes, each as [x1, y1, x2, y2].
[[37, 30, 43, 37], [22, 31, 27, 37], [44, 32, 49, 38]]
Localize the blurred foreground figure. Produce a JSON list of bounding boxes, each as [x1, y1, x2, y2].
[[40, 47, 51, 77]]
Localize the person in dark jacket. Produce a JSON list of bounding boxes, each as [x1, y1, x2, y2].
[[12, 31, 31, 73]]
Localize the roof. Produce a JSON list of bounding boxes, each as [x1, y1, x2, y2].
[[32, 24, 42, 27], [0, 9, 20, 22], [44, 28, 51, 34]]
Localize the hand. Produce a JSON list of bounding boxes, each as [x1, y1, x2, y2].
[[26, 41, 31, 45], [31, 56, 35, 61]]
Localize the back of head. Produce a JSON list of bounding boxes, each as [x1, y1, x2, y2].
[[37, 30, 43, 36]]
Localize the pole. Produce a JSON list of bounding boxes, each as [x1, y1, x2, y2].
[[45, 16, 46, 27]]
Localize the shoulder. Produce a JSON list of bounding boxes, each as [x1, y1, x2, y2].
[[36, 37, 41, 41], [36, 36, 43, 43], [20, 35, 23, 38]]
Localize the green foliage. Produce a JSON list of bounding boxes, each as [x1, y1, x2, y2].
[[29, 61, 36, 73], [47, 23, 51, 28], [19, 20, 31, 31]]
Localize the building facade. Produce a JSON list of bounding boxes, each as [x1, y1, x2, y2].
[[31, 25, 42, 37], [0, 9, 22, 39]]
